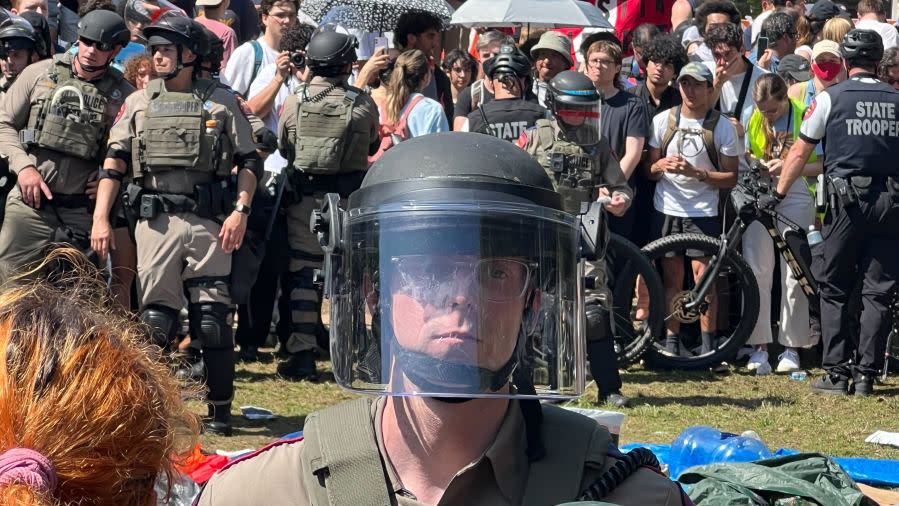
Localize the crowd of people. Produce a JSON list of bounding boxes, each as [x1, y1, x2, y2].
[[0, 0, 897, 502]]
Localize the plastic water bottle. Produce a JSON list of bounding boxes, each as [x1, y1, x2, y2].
[[668, 426, 774, 479], [807, 226, 823, 247]]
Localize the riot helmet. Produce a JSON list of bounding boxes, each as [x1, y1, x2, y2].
[[75, 10, 129, 72], [19, 11, 51, 59], [546, 70, 601, 146], [143, 13, 208, 79], [0, 15, 37, 61], [482, 44, 531, 95], [841, 29, 884, 69], [316, 132, 588, 400], [305, 25, 358, 77]]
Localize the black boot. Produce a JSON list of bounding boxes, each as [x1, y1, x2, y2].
[[852, 371, 875, 396], [277, 350, 318, 381], [238, 345, 259, 363], [810, 372, 850, 395], [204, 403, 233, 437]]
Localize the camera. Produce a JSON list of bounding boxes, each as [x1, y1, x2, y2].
[[290, 51, 305, 69]]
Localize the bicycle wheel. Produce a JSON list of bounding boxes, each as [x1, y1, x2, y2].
[[641, 233, 760, 370], [607, 233, 665, 367]]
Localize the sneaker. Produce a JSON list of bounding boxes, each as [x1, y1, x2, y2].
[[238, 345, 259, 363], [755, 360, 773, 376], [746, 350, 769, 371], [598, 391, 631, 408], [776, 349, 801, 373], [810, 373, 849, 395], [735, 346, 754, 362]]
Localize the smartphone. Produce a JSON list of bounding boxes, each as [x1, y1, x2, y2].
[[756, 35, 769, 61], [374, 36, 389, 54]]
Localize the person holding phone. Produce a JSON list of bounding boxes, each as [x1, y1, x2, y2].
[[755, 11, 797, 73]]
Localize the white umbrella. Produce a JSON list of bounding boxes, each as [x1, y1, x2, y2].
[[450, 0, 612, 29]]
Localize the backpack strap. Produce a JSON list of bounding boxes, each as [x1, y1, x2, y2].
[[396, 94, 426, 139], [731, 58, 754, 118], [250, 40, 263, 85], [702, 109, 721, 172], [303, 397, 391, 506], [472, 79, 484, 108], [660, 106, 679, 156]]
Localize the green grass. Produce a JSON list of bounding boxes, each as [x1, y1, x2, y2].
[[196, 353, 899, 462]]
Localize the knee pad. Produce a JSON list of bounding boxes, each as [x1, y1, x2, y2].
[[189, 303, 233, 350], [585, 296, 612, 342], [141, 305, 179, 348]]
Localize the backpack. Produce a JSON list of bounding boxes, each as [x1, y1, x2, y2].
[[659, 105, 722, 171], [249, 40, 263, 85], [368, 94, 425, 164]]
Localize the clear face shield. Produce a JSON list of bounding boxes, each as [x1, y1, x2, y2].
[[555, 102, 601, 146], [319, 196, 586, 400], [125, 0, 184, 45]]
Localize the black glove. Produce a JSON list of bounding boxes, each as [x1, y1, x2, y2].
[[584, 295, 610, 341], [758, 190, 785, 211]]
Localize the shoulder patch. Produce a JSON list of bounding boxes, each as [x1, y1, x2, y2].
[[516, 129, 532, 149], [803, 99, 816, 120], [114, 102, 127, 124]]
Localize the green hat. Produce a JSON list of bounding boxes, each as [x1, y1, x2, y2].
[[677, 61, 713, 84]]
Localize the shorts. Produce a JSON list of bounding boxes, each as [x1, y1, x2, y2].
[[650, 210, 721, 258]]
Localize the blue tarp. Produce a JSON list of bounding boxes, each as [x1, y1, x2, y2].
[[621, 443, 899, 487]]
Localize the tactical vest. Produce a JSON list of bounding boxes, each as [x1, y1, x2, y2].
[[530, 119, 596, 214], [23, 54, 122, 161], [821, 75, 899, 178], [134, 78, 231, 180], [299, 397, 609, 506], [291, 83, 369, 176]]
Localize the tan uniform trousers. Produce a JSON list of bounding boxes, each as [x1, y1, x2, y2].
[[285, 195, 324, 354], [0, 188, 92, 285], [135, 212, 231, 310]]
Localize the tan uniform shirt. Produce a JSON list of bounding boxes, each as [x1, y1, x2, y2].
[[198, 398, 685, 505], [277, 74, 380, 170], [0, 75, 11, 101], [0, 57, 134, 195], [107, 79, 257, 195]]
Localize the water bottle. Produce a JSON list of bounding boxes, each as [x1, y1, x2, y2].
[[807, 225, 823, 247], [668, 426, 773, 479]]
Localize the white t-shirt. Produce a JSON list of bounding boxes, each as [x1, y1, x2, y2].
[[649, 110, 741, 217], [222, 38, 279, 97], [248, 62, 303, 174], [702, 60, 767, 116], [855, 19, 898, 51]]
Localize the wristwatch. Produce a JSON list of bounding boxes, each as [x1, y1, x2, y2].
[[234, 203, 251, 216]]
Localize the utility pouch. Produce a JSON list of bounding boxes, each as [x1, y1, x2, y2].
[[139, 194, 159, 219], [829, 177, 858, 208], [18, 129, 37, 146], [194, 183, 213, 219]]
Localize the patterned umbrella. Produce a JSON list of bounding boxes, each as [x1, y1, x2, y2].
[[302, 0, 455, 33]]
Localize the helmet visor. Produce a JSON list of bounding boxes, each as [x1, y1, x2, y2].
[[327, 200, 585, 400], [555, 102, 601, 146]]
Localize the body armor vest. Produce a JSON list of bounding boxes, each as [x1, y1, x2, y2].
[[24, 54, 121, 161], [531, 119, 595, 214], [134, 78, 231, 181], [291, 83, 369, 176]]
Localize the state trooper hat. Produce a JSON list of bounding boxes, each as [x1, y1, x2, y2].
[[77, 10, 130, 48]]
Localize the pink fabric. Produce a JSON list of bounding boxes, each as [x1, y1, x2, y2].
[[195, 17, 238, 69], [0, 448, 57, 495]]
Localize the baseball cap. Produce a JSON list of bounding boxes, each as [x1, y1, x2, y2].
[[676, 62, 714, 84], [811, 39, 841, 61], [777, 54, 812, 81], [530, 31, 574, 68], [195, 0, 223, 6], [808, 0, 841, 21]]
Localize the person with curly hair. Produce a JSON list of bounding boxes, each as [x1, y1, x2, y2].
[[122, 53, 154, 89], [879, 46, 899, 91], [682, 0, 742, 61], [0, 248, 199, 506], [756, 10, 798, 72]]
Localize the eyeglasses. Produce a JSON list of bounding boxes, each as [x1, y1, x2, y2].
[[79, 37, 116, 52], [587, 58, 617, 68], [390, 256, 535, 302]]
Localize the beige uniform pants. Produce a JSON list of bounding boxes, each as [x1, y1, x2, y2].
[[285, 196, 324, 353], [134, 212, 231, 310], [0, 188, 92, 284]]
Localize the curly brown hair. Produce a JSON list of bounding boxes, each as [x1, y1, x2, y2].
[[0, 249, 199, 506], [123, 54, 155, 90]]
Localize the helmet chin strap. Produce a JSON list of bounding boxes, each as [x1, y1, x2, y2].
[[76, 52, 113, 73], [156, 44, 195, 81]]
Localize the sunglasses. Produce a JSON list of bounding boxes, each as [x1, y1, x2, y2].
[[79, 38, 116, 52]]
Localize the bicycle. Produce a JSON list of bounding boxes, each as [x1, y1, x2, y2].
[[640, 161, 819, 369]]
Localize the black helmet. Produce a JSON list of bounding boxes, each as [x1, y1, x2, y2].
[[19, 11, 50, 59], [143, 13, 207, 56], [0, 16, 38, 54], [841, 29, 884, 67], [305, 28, 357, 75], [482, 43, 531, 78], [77, 10, 130, 48], [318, 133, 588, 401], [198, 25, 224, 75], [547, 70, 599, 106]]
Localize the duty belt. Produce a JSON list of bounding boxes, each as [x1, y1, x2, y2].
[[41, 193, 93, 210], [826, 175, 899, 207], [138, 192, 198, 219], [292, 171, 365, 198]]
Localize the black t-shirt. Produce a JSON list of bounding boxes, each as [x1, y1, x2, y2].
[[601, 89, 649, 166], [467, 98, 549, 142], [633, 83, 682, 123], [454, 80, 495, 119]]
